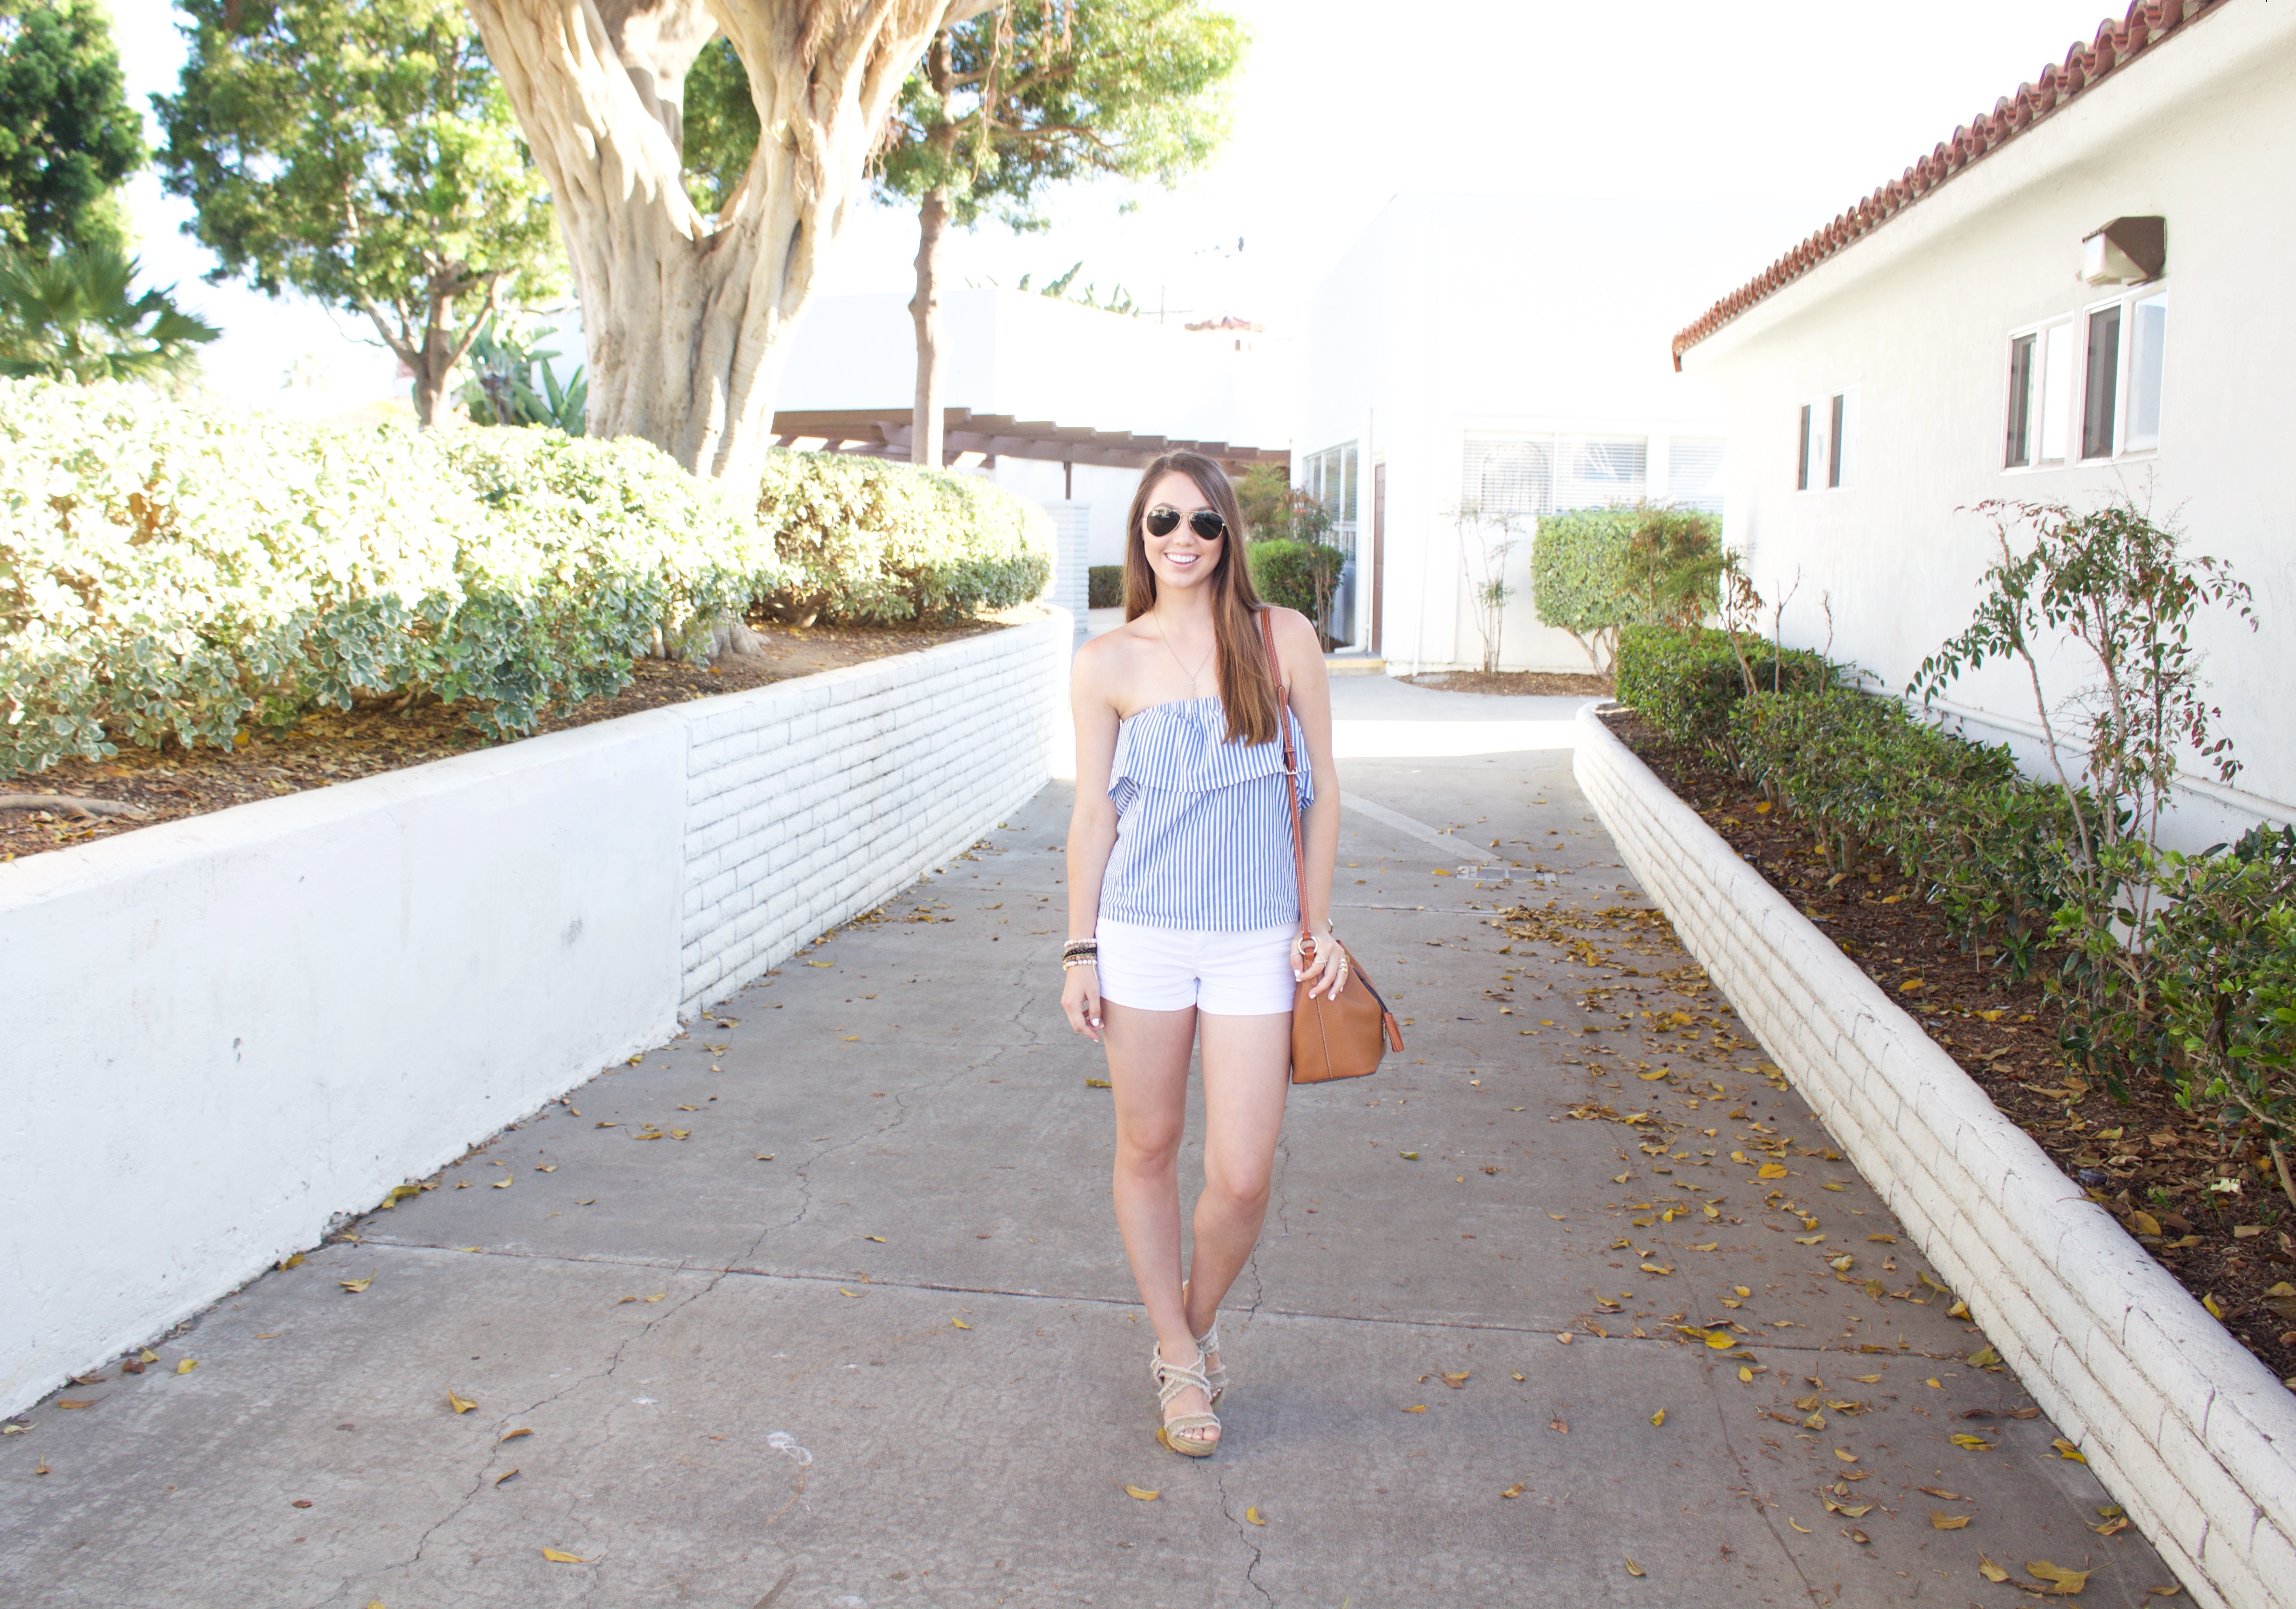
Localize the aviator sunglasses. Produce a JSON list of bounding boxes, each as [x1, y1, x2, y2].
[[1144, 505, 1228, 542]]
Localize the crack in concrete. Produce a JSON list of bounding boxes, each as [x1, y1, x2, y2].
[[1694, 1340, 1829, 1608], [1213, 1459, 1276, 1608]]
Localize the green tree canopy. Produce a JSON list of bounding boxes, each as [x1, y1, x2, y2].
[[0, 0, 146, 254], [872, 0, 1244, 232], [156, 0, 562, 424]]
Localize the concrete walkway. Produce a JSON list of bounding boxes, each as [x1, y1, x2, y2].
[[0, 680, 2175, 1608]]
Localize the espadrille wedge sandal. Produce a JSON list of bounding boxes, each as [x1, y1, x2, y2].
[[1149, 1342, 1220, 1456]]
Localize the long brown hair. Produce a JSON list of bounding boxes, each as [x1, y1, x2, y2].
[[1122, 451, 1282, 746]]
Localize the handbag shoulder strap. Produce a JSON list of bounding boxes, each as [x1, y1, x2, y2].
[[1258, 608, 1311, 948]]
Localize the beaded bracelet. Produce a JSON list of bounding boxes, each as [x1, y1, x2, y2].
[[1061, 954, 1099, 970]]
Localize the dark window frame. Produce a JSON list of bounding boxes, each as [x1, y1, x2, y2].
[[2005, 333, 2036, 467]]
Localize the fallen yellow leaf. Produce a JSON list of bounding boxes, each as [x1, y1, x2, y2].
[[1399, 1151, 1420, 1161], [175, 1359, 197, 1375], [1788, 1517, 1811, 1533], [1834, 1448, 1859, 1463], [1511, 1371, 1525, 1381], [1624, 1558, 1646, 1577], [1084, 1077, 1112, 1088], [278, 1254, 304, 1270], [2052, 1437, 2087, 1463], [495, 1468, 519, 1486], [1639, 1262, 1673, 1275], [447, 1388, 476, 1414], [1124, 1485, 1159, 1501], [1738, 1366, 1754, 1383], [1951, 1433, 1994, 1450], [339, 1272, 375, 1293], [2026, 1560, 2090, 1593], [1931, 1512, 1971, 1530], [863, 1235, 887, 1243], [2130, 1211, 2162, 1237], [57, 1399, 95, 1409], [1246, 1505, 1266, 1523], [838, 1287, 861, 1298], [492, 1178, 511, 1189], [542, 1548, 587, 1564], [1442, 1371, 1470, 1386], [1758, 1163, 1788, 1179], [952, 1318, 971, 1329], [1650, 1408, 1666, 1426], [139, 1348, 159, 1364], [1704, 1331, 1733, 1350], [1978, 1555, 2009, 1582], [498, 1427, 532, 1443], [1402, 1403, 1428, 1413]]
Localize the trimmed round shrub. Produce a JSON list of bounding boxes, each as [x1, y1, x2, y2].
[[1246, 538, 1345, 626], [1088, 564, 1123, 610], [756, 450, 1051, 626]]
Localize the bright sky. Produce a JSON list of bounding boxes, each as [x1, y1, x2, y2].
[[108, 0, 2129, 411]]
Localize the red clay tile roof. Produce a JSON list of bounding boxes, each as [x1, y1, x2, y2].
[[1671, 0, 2228, 369]]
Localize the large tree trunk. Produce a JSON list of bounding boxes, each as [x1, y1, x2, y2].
[[908, 183, 949, 467], [461, 0, 991, 498]]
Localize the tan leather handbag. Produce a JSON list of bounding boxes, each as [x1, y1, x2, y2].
[[1260, 610, 1404, 1084]]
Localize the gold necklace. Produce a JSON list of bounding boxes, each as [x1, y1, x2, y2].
[[1153, 614, 1217, 696]]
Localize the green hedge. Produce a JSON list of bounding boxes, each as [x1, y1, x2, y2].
[[1612, 625, 1835, 754], [756, 450, 1050, 626], [1089, 564, 1122, 610], [0, 380, 780, 776], [1730, 690, 2082, 978], [1246, 538, 1345, 624]]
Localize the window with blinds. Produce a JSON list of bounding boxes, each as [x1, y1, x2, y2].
[[1667, 439, 1726, 512], [1462, 436, 1553, 517], [1462, 433, 1649, 517]]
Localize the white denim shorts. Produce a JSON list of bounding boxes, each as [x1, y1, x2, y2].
[[1094, 918, 1298, 1016]]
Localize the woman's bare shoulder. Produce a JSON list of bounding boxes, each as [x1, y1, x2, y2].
[[1072, 622, 1147, 697]]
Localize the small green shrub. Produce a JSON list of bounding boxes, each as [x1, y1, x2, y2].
[[1247, 537, 1346, 628], [2127, 828, 2296, 1176], [1613, 625, 1835, 755], [757, 450, 1050, 626], [1088, 564, 1123, 610], [1531, 508, 1632, 663], [1533, 504, 1721, 666], [0, 379, 775, 774]]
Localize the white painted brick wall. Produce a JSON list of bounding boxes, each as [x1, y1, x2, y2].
[[1573, 705, 2295, 1609], [675, 616, 1065, 1014], [0, 613, 1069, 1418]]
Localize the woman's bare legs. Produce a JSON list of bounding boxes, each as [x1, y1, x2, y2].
[[1106, 1001, 1292, 1447]]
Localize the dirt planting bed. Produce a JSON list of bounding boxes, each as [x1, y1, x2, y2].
[[0, 615, 1023, 864], [1406, 669, 1612, 697], [1603, 709, 2296, 1389]]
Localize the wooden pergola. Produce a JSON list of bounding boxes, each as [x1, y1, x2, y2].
[[769, 407, 1289, 486]]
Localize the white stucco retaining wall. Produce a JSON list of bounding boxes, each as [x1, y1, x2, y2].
[[1573, 705, 2294, 1609], [0, 615, 1068, 1418]]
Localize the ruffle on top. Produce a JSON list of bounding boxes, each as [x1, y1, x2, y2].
[[1107, 696, 1315, 811]]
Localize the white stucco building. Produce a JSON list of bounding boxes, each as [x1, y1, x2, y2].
[[1296, 194, 1797, 669], [1674, 0, 2292, 840]]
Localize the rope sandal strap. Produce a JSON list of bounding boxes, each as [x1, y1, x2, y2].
[[1151, 1346, 1212, 1407], [1192, 1319, 1226, 1404]]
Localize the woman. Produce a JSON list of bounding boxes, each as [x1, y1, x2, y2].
[[1061, 451, 1343, 1456]]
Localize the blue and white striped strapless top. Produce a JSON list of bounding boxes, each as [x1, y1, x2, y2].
[[1100, 695, 1315, 931]]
